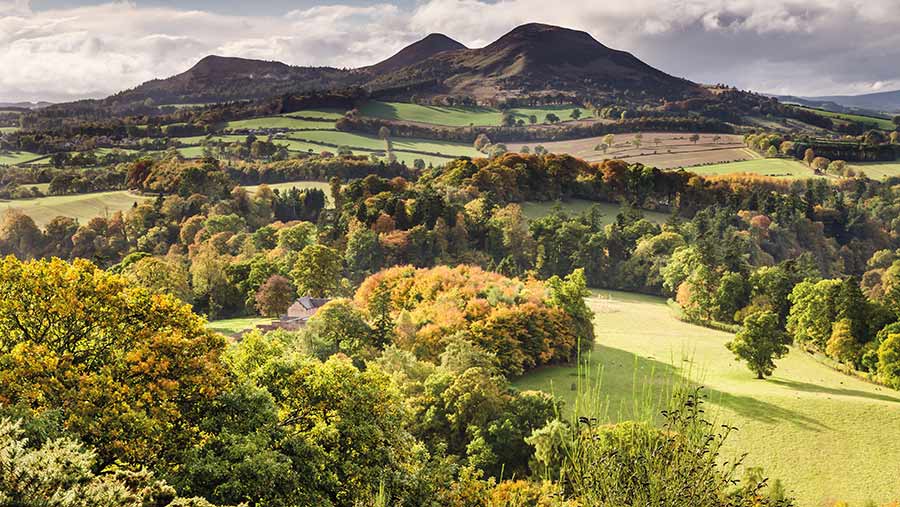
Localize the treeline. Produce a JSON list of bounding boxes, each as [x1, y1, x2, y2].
[[338, 112, 732, 144]]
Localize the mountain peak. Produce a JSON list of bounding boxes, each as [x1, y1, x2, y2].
[[368, 33, 467, 73]]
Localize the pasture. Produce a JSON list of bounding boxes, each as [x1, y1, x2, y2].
[[519, 199, 670, 224], [206, 316, 274, 336], [1, 190, 148, 227], [687, 158, 817, 178], [847, 161, 900, 180], [286, 130, 480, 158], [795, 106, 896, 130], [358, 101, 594, 127], [223, 116, 336, 131], [0, 150, 46, 166], [283, 108, 348, 120], [508, 132, 753, 169], [0, 126, 18, 134], [514, 291, 900, 507]]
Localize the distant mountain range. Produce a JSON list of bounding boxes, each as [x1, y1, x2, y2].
[[774, 89, 900, 115], [104, 23, 703, 107], [0, 101, 53, 110]]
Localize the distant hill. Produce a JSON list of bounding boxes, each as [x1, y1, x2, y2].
[[367, 23, 703, 100], [108, 55, 361, 105], [775, 89, 900, 115], [0, 101, 53, 110], [365, 33, 467, 74], [86, 23, 703, 108]]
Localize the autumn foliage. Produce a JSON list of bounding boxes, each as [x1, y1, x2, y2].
[[355, 265, 590, 376]]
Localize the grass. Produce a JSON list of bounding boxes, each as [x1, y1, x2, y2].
[[3, 181, 333, 226], [684, 158, 817, 178], [847, 161, 900, 180], [206, 316, 274, 336], [0, 190, 147, 227], [223, 116, 336, 131], [283, 108, 348, 120], [0, 126, 18, 134], [359, 101, 503, 126], [519, 199, 670, 224], [796, 106, 896, 130], [514, 291, 900, 507], [286, 130, 481, 158], [0, 150, 46, 166], [359, 101, 594, 127]]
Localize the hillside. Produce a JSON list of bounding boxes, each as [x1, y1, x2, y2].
[[365, 33, 467, 74], [81, 23, 704, 108], [109, 55, 360, 105], [776, 89, 900, 115], [367, 23, 704, 100]]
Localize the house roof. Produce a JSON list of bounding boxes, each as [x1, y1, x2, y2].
[[294, 296, 331, 311]]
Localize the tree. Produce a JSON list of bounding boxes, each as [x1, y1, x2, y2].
[[570, 108, 582, 120], [378, 126, 391, 140], [826, 319, 858, 364], [277, 221, 316, 251], [0, 418, 206, 507], [894, 115, 900, 128], [0, 209, 42, 259], [726, 310, 791, 379], [891, 131, 899, 144], [811, 156, 830, 174], [474, 133, 492, 152], [255, 274, 295, 317], [0, 256, 228, 468], [803, 148, 816, 166], [291, 243, 342, 297], [528, 114, 537, 125], [545, 113, 560, 124], [689, 134, 700, 144], [123, 256, 192, 303], [877, 333, 900, 389], [603, 134, 615, 150]]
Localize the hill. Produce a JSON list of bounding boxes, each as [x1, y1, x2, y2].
[[72, 23, 703, 109], [109, 55, 361, 105], [775, 89, 900, 115], [368, 23, 703, 100], [365, 33, 467, 74]]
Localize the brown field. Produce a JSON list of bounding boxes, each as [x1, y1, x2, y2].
[[509, 132, 755, 169]]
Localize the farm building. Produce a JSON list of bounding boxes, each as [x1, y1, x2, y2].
[[256, 296, 331, 332]]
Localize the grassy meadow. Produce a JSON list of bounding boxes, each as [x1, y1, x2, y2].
[[519, 199, 670, 224], [1, 190, 148, 227], [358, 101, 593, 127], [282, 108, 348, 120], [847, 161, 900, 180], [206, 316, 274, 336], [796, 106, 896, 130], [0, 126, 18, 134], [514, 291, 900, 507], [685, 158, 817, 178], [0, 150, 46, 166], [223, 116, 336, 131]]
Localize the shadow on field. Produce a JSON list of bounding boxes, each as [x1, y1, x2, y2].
[[769, 378, 900, 404], [593, 344, 830, 432]]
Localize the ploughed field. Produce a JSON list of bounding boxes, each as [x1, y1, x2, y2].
[[514, 291, 900, 507], [508, 132, 755, 169]]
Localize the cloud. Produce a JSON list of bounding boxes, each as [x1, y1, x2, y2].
[[0, 0, 899, 102]]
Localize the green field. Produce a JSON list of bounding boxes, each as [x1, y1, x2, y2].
[[206, 316, 274, 336], [1, 190, 147, 226], [287, 130, 480, 158], [848, 161, 900, 180], [0, 126, 18, 134], [520, 199, 670, 224], [515, 291, 900, 507], [224, 116, 336, 131], [796, 106, 896, 130], [283, 108, 348, 120], [685, 158, 816, 178], [0, 150, 46, 166], [359, 101, 502, 126], [176, 134, 254, 145], [359, 101, 594, 127]]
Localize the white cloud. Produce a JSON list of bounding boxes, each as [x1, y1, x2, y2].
[[0, 0, 899, 102]]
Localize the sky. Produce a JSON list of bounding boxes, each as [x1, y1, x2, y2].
[[2, 0, 899, 103]]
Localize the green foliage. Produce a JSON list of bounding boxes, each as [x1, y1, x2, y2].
[[291, 243, 343, 297], [727, 311, 791, 379]]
